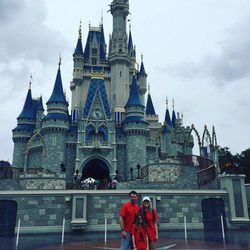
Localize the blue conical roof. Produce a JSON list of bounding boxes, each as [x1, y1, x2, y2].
[[139, 61, 147, 76], [146, 94, 156, 115], [37, 96, 44, 111], [74, 37, 84, 55], [164, 109, 172, 127], [74, 24, 84, 56], [47, 66, 67, 105], [172, 110, 176, 127], [125, 75, 144, 108], [128, 30, 133, 51], [17, 88, 34, 119]]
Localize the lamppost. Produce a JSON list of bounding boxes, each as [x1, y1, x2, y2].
[[136, 164, 141, 179], [130, 167, 134, 181]]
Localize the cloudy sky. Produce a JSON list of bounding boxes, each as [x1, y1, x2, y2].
[[1, 0, 250, 162]]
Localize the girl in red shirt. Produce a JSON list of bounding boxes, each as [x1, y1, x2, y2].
[[141, 196, 159, 250], [132, 214, 148, 250]]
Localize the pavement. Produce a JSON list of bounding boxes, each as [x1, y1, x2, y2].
[[1, 230, 250, 250]]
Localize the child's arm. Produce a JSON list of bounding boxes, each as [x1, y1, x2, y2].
[[154, 220, 159, 240], [146, 234, 149, 250], [132, 234, 137, 250]]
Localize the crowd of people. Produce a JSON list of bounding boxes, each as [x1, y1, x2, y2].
[[73, 171, 118, 190], [120, 190, 159, 250]]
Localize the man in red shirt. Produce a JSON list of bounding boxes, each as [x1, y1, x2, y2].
[[120, 190, 140, 250]]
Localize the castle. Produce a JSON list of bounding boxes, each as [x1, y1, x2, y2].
[[0, 0, 249, 236], [12, 0, 199, 185]]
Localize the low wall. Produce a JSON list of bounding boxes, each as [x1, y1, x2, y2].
[[0, 189, 229, 234]]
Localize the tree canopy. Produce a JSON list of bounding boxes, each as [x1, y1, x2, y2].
[[218, 147, 250, 183]]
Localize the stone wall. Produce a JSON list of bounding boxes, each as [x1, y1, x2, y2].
[[0, 189, 230, 234]]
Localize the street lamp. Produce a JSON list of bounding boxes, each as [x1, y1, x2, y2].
[[136, 164, 141, 179]]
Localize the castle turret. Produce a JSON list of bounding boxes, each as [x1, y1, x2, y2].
[[42, 59, 69, 173], [12, 81, 36, 168], [109, 0, 131, 111], [123, 75, 149, 180], [71, 23, 84, 120], [137, 54, 147, 105]]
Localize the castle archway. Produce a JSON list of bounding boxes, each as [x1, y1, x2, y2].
[[81, 158, 110, 182]]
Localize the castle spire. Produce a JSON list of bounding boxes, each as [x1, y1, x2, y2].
[[125, 75, 143, 108], [47, 58, 68, 105], [17, 79, 33, 119], [172, 98, 176, 127], [139, 53, 147, 76], [164, 96, 172, 127], [145, 83, 156, 115], [74, 22, 84, 55]]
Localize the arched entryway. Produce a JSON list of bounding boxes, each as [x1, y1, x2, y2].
[[82, 158, 110, 182]]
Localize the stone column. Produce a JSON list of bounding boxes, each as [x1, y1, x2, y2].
[[219, 174, 250, 223]]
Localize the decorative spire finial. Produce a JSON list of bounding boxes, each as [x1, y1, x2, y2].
[[89, 20, 91, 30], [78, 20, 82, 39], [166, 96, 168, 109], [172, 98, 175, 110], [58, 53, 62, 69], [29, 73, 33, 89], [148, 82, 150, 94], [128, 18, 131, 32], [101, 10, 103, 25], [141, 53, 143, 63]]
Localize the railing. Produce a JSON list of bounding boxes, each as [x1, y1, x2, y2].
[[81, 141, 111, 147], [197, 164, 216, 187], [141, 165, 149, 180]]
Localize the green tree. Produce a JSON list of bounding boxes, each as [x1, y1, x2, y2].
[[239, 148, 250, 183], [218, 147, 241, 174]]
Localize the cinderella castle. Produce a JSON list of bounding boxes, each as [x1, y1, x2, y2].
[[1, 0, 249, 235], [11, 0, 210, 186]]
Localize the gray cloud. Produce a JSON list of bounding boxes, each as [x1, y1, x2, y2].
[[165, 16, 250, 85]]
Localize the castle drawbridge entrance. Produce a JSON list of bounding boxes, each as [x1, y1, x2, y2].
[[82, 159, 110, 182]]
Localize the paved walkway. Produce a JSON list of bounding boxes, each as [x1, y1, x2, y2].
[[36, 238, 246, 250], [2, 230, 250, 250]]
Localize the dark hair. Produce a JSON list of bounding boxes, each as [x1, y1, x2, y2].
[[134, 213, 146, 230], [129, 190, 137, 197]]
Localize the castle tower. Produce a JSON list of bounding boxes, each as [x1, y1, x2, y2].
[[70, 23, 84, 121], [109, 0, 132, 112], [12, 81, 36, 169], [41, 60, 69, 173], [123, 75, 149, 180]]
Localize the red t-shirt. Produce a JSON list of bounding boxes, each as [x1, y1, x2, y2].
[[132, 224, 147, 249], [145, 209, 158, 240], [120, 201, 140, 232]]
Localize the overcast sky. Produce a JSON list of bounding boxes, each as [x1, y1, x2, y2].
[[1, 0, 250, 162]]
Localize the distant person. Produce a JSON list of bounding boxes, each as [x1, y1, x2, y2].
[[141, 196, 159, 250], [132, 214, 148, 250], [120, 190, 140, 250]]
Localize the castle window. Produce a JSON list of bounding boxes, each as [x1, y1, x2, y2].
[[92, 57, 97, 65], [92, 48, 97, 55], [120, 71, 122, 77]]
